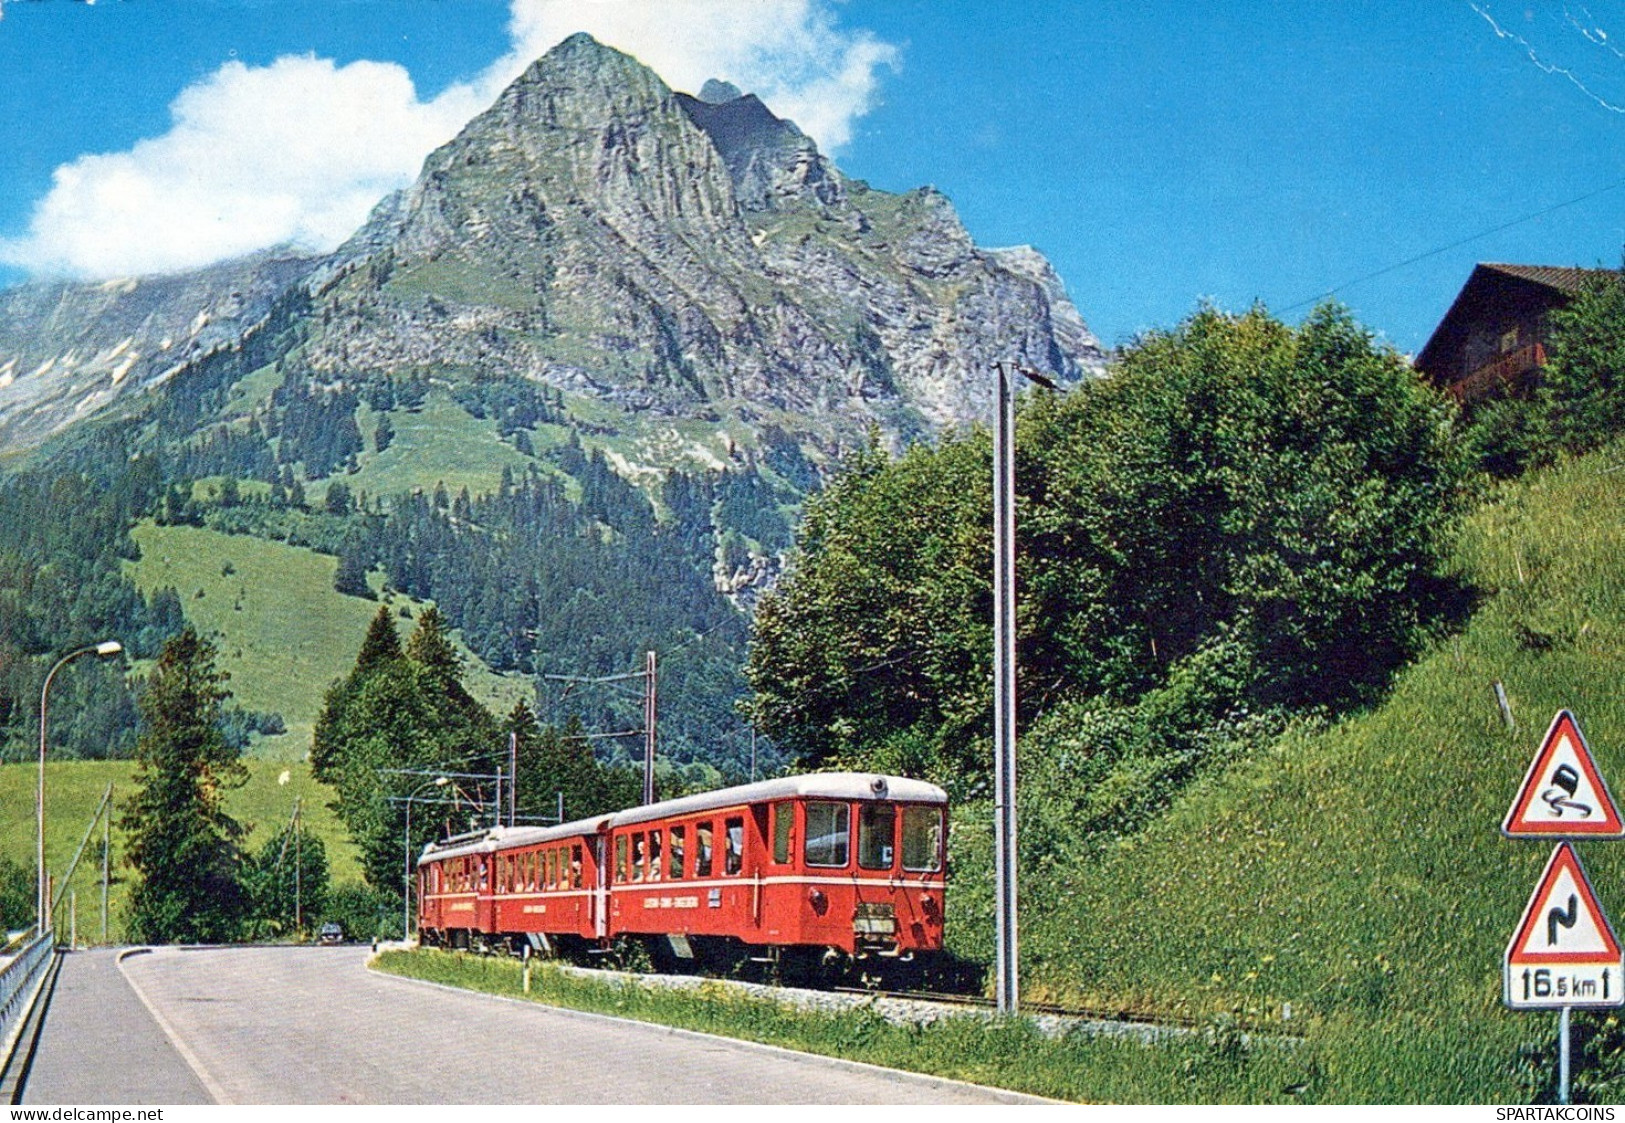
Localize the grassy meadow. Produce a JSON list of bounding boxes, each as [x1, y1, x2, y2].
[[990, 437, 1625, 1100], [0, 756, 361, 943]]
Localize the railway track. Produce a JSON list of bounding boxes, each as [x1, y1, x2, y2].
[[832, 985, 1207, 1029]]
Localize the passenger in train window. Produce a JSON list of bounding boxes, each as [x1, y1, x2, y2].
[[616, 835, 629, 882], [668, 826, 686, 879], [571, 845, 583, 888], [649, 830, 663, 882], [695, 824, 713, 878], [546, 849, 557, 890], [725, 817, 744, 875], [631, 833, 646, 881]]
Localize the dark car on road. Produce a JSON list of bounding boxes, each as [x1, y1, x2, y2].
[[318, 923, 344, 945]]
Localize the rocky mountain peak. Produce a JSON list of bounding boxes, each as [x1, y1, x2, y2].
[[0, 31, 1105, 461], [674, 85, 842, 212], [698, 79, 744, 105]]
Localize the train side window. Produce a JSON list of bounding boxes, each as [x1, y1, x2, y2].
[[649, 830, 663, 882], [772, 801, 794, 864], [478, 858, 489, 892], [858, 803, 896, 870], [804, 802, 850, 867], [631, 833, 646, 881], [571, 844, 583, 888], [902, 806, 944, 872], [669, 826, 686, 879], [724, 817, 744, 875], [546, 849, 557, 890], [695, 823, 714, 878], [615, 835, 629, 882]]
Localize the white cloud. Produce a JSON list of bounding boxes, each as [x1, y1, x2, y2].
[[1, 1, 897, 280]]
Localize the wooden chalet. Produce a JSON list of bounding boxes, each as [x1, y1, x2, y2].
[[1415, 263, 1614, 402]]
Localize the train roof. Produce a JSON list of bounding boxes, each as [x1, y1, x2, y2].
[[414, 772, 945, 867], [417, 814, 612, 865], [608, 772, 946, 828]]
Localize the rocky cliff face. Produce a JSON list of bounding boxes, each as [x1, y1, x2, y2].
[[301, 33, 1103, 450], [0, 251, 319, 452], [0, 32, 1103, 461]]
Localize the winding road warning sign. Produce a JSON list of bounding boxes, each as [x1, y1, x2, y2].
[[1503, 710, 1624, 839], [1505, 842, 1624, 1009]]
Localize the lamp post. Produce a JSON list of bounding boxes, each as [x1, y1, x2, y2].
[[992, 362, 1057, 1015], [403, 776, 450, 942], [38, 640, 122, 934]]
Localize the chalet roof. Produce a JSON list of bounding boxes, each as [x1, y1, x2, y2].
[[1477, 263, 1608, 294], [1415, 263, 1616, 377]]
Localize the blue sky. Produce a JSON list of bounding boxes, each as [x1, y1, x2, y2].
[[3, 1, 1625, 355]]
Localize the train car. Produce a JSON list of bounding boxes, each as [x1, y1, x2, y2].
[[415, 772, 948, 972], [418, 816, 610, 953]]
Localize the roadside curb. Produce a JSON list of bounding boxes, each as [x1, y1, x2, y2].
[[369, 960, 1063, 1105]]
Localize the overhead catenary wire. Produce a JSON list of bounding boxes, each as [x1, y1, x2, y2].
[[1277, 175, 1625, 316]]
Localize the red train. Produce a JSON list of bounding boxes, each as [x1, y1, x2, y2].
[[415, 772, 948, 973]]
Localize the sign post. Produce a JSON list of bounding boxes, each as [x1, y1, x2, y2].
[[1503, 711, 1625, 1104]]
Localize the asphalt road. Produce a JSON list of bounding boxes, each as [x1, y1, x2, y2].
[[21, 946, 1044, 1104]]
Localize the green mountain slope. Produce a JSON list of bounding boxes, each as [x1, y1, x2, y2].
[[121, 520, 531, 757], [990, 439, 1625, 1100]]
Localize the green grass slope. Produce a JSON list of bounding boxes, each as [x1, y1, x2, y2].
[[0, 757, 361, 943], [1012, 440, 1625, 1101], [123, 520, 530, 756]]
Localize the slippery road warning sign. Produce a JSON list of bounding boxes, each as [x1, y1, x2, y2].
[[1505, 842, 1625, 1009], [1503, 710, 1625, 839]]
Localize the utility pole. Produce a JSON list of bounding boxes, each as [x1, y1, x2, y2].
[[644, 651, 657, 806], [508, 730, 519, 827], [992, 360, 1059, 1017], [101, 788, 110, 944], [992, 361, 1020, 1016]]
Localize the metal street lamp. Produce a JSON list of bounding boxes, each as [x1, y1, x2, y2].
[[403, 776, 450, 942], [38, 640, 122, 934], [992, 362, 1057, 1015]]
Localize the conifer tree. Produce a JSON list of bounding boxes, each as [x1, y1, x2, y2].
[[121, 628, 247, 943]]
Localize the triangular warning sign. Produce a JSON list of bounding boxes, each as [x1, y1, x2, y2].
[[1503, 710, 1624, 838], [1507, 842, 1622, 965]]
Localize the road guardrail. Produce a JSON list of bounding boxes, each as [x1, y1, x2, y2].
[[0, 933, 54, 1071]]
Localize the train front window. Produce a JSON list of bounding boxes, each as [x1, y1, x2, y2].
[[858, 803, 896, 870], [724, 817, 744, 875], [903, 806, 944, 871], [804, 802, 849, 867]]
